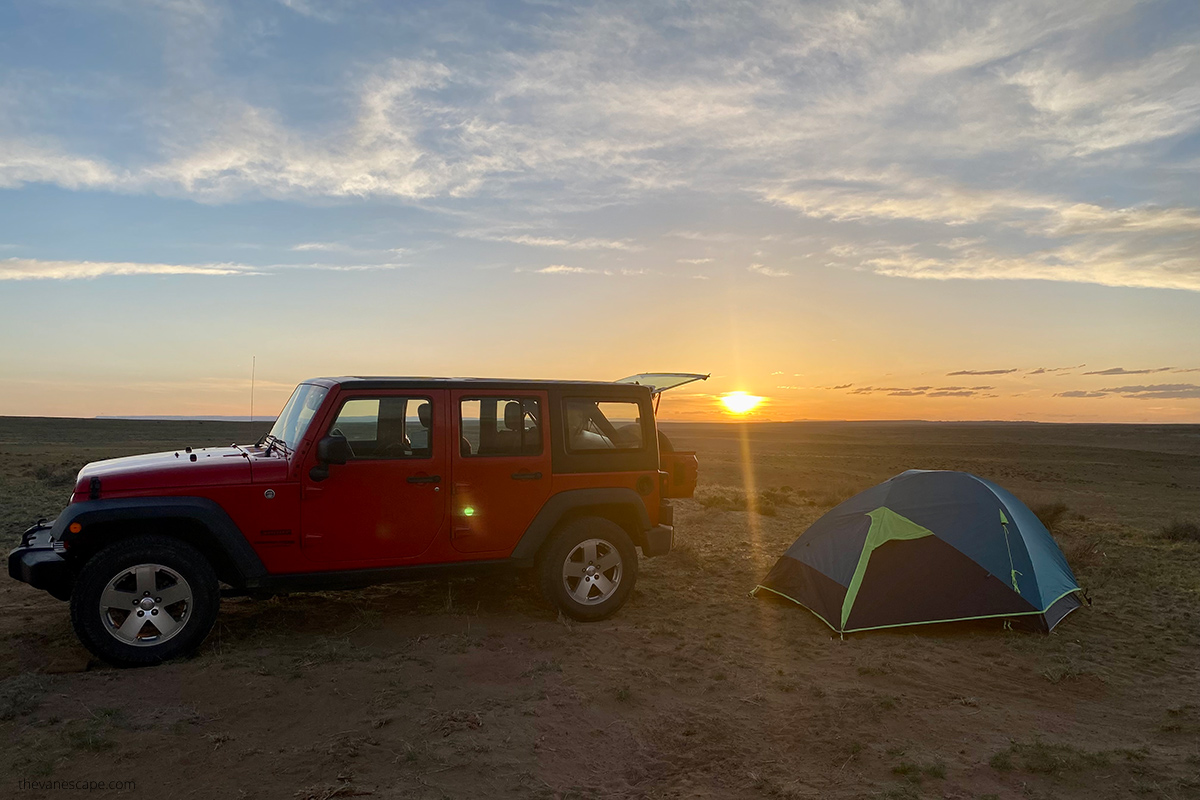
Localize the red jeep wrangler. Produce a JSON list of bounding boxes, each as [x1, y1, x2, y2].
[[9, 374, 705, 666]]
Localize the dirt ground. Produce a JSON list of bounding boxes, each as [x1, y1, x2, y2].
[[1, 417, 1198, 799]]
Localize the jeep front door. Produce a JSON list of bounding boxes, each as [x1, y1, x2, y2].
[[301, 390, 448, 565], [451, 391, 552, 555]]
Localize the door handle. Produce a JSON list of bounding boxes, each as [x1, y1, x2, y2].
[[511, 471, 543, 481], [407, 474, 441, 484]]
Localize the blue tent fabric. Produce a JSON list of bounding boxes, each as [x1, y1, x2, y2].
[[754, 470, 1083, 633]]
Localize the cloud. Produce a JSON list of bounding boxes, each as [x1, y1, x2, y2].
[[275, 0, 339, 22], [292, 242, 341, 251], [464, 232, 636, 251], [748, 263, 790, 278], [0, 257, 255, 280], [844, 384, 994, 397], [947, 369, 1018, 376], [1, 1, 1199, 294], [528, 264, 594, 275], [858, 235, 1200, 292], [677, 258, 713, 264], [1027, 364, 1084, 374], [1055, 390, 1108, 398], [0, 257, 415, 280], [1082, 367, 1172, 375], [1056, 383, 1200, 400]]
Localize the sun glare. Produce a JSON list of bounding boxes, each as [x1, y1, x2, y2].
[[720, 392, 764, 415]]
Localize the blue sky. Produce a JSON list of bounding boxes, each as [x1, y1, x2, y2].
[[1, 0, 1198, 421]]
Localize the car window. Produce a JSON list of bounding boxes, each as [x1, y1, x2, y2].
[[459, 398, 542, 457], [328, 396, 434, 460], [268, 384, 329, 450], [564, 399, 643, 452]]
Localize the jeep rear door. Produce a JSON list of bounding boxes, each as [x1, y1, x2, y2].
[[301, 390, 449, 565], [450, 390, 552, 555]]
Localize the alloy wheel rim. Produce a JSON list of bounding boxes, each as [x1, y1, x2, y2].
[[562, 538, 622, 605], [99, 563, 192, 647]]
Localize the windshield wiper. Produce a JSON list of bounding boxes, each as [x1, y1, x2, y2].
[[260, 433, 288, 456]]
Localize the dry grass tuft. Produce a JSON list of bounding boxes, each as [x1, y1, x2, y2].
[[1160, 519, 1200, 543], [1031, 501, 1071, 532]]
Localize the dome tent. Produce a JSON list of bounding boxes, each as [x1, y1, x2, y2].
[[752, 470, 1083, 633]]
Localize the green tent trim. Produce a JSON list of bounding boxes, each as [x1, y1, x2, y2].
[[839, 507, 934, 628], [750, 584, 1082, 634]]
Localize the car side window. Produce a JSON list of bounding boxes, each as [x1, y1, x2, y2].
[[459, 398, 541, 457], [328, 396, 434, 460], [564, 399, 643, 452]]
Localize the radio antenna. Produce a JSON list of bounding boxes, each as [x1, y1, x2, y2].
[[250, 355, 256, 422]]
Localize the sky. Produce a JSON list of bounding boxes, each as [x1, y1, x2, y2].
[[1, 0, 1198, 423]]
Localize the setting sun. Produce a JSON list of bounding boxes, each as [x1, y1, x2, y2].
[[720, 392, 765, 415]]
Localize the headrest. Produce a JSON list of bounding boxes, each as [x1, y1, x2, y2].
[[504, 401, 523, 431], [417, 402, 431, 428]]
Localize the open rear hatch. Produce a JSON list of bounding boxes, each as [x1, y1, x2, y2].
[[616, 373, 708, 498]]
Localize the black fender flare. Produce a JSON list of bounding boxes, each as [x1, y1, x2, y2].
[[54, 497, 267, 584], [510, 488, 651, 562]]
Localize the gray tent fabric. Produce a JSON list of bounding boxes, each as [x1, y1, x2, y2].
[[753, 470, 1084, 633]]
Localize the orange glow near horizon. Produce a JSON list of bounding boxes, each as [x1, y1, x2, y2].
[[720, 392, 765, 415]]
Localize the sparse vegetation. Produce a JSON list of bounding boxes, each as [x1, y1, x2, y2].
[[0, 674, 45, 721], [695, 483, 863, 516], [990, 738, 1113, 776], [1160, 519, 1200, 543], [891, 758, 946, 782], [1031, 501, 1071, 532], [0, 417, 1197, 799]]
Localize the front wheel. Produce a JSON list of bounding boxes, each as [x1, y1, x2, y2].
[[537, 517, 638, 621], [70, 536, 220, 667]]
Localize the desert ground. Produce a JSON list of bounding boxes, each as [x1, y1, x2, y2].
[[1, 416, 1198, 799]]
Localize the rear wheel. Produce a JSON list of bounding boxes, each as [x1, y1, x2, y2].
[[537, 517, 638, 621], [70, 536, 220, 667]]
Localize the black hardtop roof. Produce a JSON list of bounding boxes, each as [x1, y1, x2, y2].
[[305, 376, 650, 393]]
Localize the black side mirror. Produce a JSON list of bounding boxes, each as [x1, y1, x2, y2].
[[317, 433, 353, 466]]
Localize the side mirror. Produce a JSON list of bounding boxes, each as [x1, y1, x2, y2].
[[317, 434, 353, 466]]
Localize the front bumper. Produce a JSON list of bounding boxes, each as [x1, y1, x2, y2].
[[8, 523, 72, 601]]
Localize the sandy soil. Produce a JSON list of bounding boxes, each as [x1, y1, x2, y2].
[[1, 417, 1198, 799]]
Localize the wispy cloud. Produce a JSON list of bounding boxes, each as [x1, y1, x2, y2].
[[677, 257, 713, 264], [463, 232, 636, 251], [1082, 366, 1172, 376], [1057, 384, 1200, 400], [845, 384, 995, 397], [1027, 365, 1084, 374], [528, 264, 593, 275], [0, 257, 410, 280], [947, 369, 1018, 376], [0, 1, 1197, 294], [748, 263, 789, 278], [0, 257, 255, 280]]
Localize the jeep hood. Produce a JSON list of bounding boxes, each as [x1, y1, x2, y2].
[[74, 447, 257, 496]]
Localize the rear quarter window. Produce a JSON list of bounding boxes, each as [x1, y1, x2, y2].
[[564, 399, 645, 453]]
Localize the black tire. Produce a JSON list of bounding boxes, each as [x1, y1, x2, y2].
[[70, 535, 220, 668], [537, 516, 638, 622]]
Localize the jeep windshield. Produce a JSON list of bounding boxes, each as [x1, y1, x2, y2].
[[265, 384, 328, 453]]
